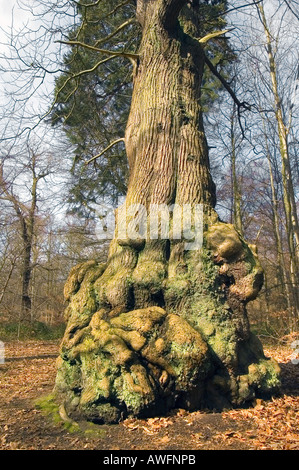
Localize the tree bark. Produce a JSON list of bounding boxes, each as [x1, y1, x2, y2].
[[20, 171, 38, 322], [54, 0, 280, 423], [126, 1, 215, 209]]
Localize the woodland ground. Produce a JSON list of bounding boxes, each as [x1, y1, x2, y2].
[[0, 338, 298, 451]]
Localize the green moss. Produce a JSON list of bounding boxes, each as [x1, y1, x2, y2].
[[55, 356, 82, 392], [37, 398, 81, 433], [70, 283, 98, 316], [119, 368, 155, 415], [35, 394, 107, 436], [79, 421, 107, 437], [35, 394, 62, 424], [248, 358, 281, 391]]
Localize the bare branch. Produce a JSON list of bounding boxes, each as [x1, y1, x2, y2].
[[85, 138, 125, 165], [37, 55, 116, 128], [56, 39, 139, 61], [94, 18, 136, 47], [204, 56, 253, 140], [205, 55, 251, 111], [197, 29, 232, 44], [282, 0, 299, 21]]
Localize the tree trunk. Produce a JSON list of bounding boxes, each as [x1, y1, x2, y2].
[[230, 105, 243, 237], [264, 125, 292, 315], [54, 0, 280, 423], [20, 175, 38, 322], [21, 236, 32, 322]]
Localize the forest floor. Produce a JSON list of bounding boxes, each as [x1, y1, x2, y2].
[[0, 338, 298, 451]]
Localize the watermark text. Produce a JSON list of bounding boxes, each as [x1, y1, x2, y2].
[[95, 200, 203, 251]]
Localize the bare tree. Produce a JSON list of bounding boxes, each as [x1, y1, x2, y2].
[[0, 140, 56, 321], [243, 0, 299, 325]]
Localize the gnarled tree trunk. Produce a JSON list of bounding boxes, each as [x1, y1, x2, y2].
[[54, 0, 280, 423]]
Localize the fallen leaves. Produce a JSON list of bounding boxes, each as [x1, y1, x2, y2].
[[0, 340, 298, 450], [221, 345, 299, 450], [123, 416, 174, 435], [0, 341, 59, 404]]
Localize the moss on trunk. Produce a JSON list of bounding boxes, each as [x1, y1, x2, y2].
[[55, 213, 280, 423]]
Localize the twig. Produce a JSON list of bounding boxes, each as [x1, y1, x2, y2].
[[85, 138, 125, 164], [56, 40, 139, 62], [204, 54, 252, 138]]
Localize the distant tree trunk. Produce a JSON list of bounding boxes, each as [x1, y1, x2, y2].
[[0, 152, 44, 323], [230, 105, 243, 236], [20, 221, 32, 321], [255, 2, 299, 326], [20, 171, 38, 322], [263, 123, 292, 313], [55, 0, 280, 423]]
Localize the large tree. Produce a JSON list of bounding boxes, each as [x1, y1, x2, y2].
[[54, 0, 280, 423]]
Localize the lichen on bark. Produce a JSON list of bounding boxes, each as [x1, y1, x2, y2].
[[54, 0, 280, 423]]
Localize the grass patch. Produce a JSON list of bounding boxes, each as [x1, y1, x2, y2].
[[35, 394, 106, 438], [35, 394, 62, 424]]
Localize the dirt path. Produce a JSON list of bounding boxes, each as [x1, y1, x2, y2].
[[0, 340, 298, 450]]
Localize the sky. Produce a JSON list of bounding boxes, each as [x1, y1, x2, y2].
[[0, 0, 18, 26], [0, 0, 71, 219], [0, 0, 60, 145], [0, 0, 28, 49]]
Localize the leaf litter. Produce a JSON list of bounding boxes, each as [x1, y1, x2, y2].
[[0, 340, 298, 450]]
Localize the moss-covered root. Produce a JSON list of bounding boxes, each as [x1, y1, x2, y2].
[[54, 306, 211, 423], [35, 394, 107, 437], [203, 333, 281, 410], [54, 219, 280, 422]]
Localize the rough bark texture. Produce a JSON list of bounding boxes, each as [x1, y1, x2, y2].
[[54, 1, 280, 423]]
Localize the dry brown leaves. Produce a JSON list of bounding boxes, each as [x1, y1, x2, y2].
[[220, 345, 299, 450], [0, 341, 58, 403], [123, 416, 174, 435], [0, 339, 298, 450], [221, 396, 299, 450]]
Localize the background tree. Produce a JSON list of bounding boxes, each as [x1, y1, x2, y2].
[[206, 0, 299, 332], [254, 0, 299, 326], [0, 131, 71, 329], [241, 0, 298, 328], [0, 144, 52, 321]]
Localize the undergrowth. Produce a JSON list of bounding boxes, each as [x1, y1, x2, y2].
[[0, 321, 65, 341]]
